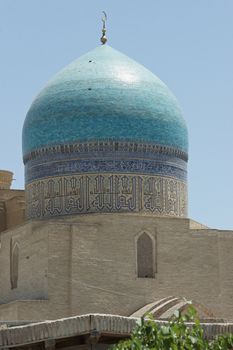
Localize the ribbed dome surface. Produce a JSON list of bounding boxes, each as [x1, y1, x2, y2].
[[22, 45, 188, 157]]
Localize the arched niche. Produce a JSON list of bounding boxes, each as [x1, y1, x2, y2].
[[136, 232, 156, 278], [10, 239, 19, 289]]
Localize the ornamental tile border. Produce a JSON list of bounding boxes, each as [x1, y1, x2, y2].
[[25, 158, 187, 183], [23, 140, 188, 164], [26, 173, 187, 219]]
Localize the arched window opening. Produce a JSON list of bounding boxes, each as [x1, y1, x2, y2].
[[10, 240, 19, 289], [137, 232, 155, 278]]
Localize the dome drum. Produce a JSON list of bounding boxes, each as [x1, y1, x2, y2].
[[24, 139, 187, 219]]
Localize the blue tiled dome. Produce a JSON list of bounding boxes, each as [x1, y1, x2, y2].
[[23, 45, 189, 220], [22, 45, 188, 157]]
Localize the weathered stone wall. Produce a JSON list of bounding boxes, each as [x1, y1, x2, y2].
[[65, 215, 233, 320], [0, 215, 233, 322], [0, 222, 48, 307], [0, 189, 25, 233], [1, 314, 233, 349], [0, 300, 49, 321], [0, 201, 6, 232]]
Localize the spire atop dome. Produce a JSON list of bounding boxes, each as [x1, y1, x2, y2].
[[100, 11, 107, 44]]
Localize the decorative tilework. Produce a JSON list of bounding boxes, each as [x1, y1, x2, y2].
[[24, 141, 187, 184], [23, 141, 188, 164], [23, 45, 189, 219], [22, 45, 188, 156], [26, 158, 187, 183], [26, 174, 187, 219], [25, 139, 188, 219]]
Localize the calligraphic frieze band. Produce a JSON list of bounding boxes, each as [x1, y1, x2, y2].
[[26, 174, 187, 219]]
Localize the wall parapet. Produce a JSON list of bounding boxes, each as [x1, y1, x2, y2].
[[0, 313, 232, 349]]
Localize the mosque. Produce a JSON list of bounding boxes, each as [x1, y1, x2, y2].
[[0, 18, 233, 349]]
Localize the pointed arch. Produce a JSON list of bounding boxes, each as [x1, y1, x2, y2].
[[10, 239, 19, 289], [136, 232, 156, 278]]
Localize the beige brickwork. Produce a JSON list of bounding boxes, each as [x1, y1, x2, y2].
[[0, 171, 13, 190], [0, 214, 233, 321], [0, 188, 25, 233], [0, 222, 48, 306]]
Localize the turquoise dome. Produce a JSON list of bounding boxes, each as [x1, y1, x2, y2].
[[22, 45, 188, 157]]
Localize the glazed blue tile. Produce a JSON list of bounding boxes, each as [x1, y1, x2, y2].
[[22, 45, 188, 157]]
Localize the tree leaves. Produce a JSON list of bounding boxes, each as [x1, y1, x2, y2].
[[110, 307, 233, 350]]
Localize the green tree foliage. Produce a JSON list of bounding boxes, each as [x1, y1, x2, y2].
[[111, 307, 233, 350]]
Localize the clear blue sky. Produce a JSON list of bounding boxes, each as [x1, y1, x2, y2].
[[0, 0, 233, 229]]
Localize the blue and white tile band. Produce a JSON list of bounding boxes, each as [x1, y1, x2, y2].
[[26, 174, 187, 219]]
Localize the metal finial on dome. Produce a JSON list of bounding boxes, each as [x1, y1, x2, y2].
[[100, 11, 107, 44]]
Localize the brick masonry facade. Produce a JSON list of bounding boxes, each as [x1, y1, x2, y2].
[[0, 215, 232, 322]]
